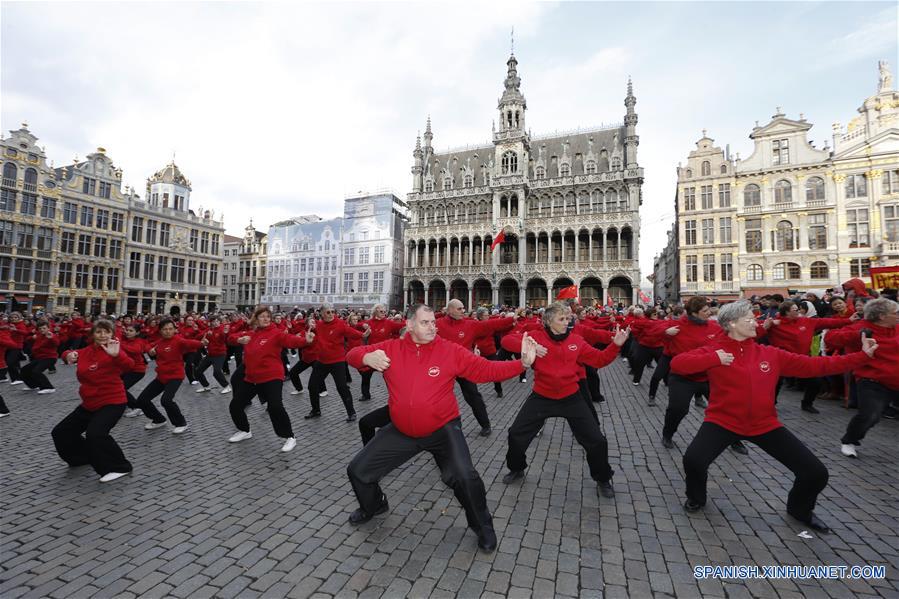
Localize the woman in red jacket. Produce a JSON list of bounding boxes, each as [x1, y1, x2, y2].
[[179, 316, 203, 385], [227, 306, 313, 453], [671, 300, 876, 533], [195, 316, 231, 394], [0, 326, 17, 417], [134, 318, 207, 433], [52, 320, 136, 483], [21, 321, 59, 394], [5, 311, 29, 385], [119, 323, 152, 418]]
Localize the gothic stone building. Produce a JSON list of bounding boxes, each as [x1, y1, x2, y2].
[[403, 53, 643, 309]]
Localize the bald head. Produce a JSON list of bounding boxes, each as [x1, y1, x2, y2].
[[447, 299, 465, 320]]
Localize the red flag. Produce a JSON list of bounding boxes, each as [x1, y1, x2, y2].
[[606, 294, 615, 308], [555, 284, 578, 300], [489, 230, 506, 252], [638, 290, 651, 304]]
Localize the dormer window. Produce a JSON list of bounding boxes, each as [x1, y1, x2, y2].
[[585, 161, 596, 175], [611, 157, 622, 170], [773, 139, 789, 165], [535, 166, 545, 180], [701, 161, 711, 176], [560, 163, 570, 177], [501, 151, 518, 175], [424, 180, 434, 192], [463, 174, 473, 188], [443, 177, 452, 190]]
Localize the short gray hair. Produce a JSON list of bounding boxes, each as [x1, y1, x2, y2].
[[863, 298, 899, 323], [476, 307, 489, 318], [541, 301, 571, 327], [405, 303, 433, 320], [717, 300, 753, 331], [372, 303, 386, 312], [321, 302, 334, 312]]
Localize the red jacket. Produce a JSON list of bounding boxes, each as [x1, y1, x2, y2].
[[310, 318, 363, 364], [824, 321, 899, 391], [205, 326, 228, 357], [150, 336, 204, 383], [119, 337, 151, 374], [631, 317, 665, 348], [239, 324, 310, 384], [63, 344, 135, 411], [346, 324, 366, 351], [363, 317, 404, 345], [660, 316, 724, 382], [671, 336, 870, 436], [502, 328, 620, 399], [0, 329, 16, 368], [8, 322, 28, 348], [30, 333, 59, 359], [762, 316, 853, 356], [475, 318, 515, 356], [437, 316, 515, 351], [347, 335, 524, 438]]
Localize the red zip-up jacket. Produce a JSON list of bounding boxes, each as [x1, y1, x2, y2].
[[30, 333, 59, 359], [310, 318, 364, 364], [671, 336, 870, 436], [475, 318, 515, 356], [363, 317, 404, 344], [0, 329, 16, 368], [437, 316, 515, 351], [501, 328, 620, 399], [8, 322, 28, 349], [62, 344, 136, 411], [659, 316, 724, 382], [632, 318, 666, 348], [761, 316, 854, 356], [205, 326, 228, 357], [347, 335, 524, 438], [150, 336, 204, 383], [346, 324, 366, 351], [118, 337, 151, 374], [237, 324, 310, 384], [824, 321, 899, 391]]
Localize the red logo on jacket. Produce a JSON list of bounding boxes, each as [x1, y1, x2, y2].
[[164, 346, 172, 352], [89, 363, 98, 371], [458, 332, 465, 338], [759, 361, 771, 373], [568, 344, 578, 351], [259, 339, 268, 345], [428, 366, 440, 377]]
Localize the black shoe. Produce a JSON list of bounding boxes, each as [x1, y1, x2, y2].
[[348, 501, 389, 525], [304, 411, 321, 419], [647, 396, 657, 407], [48, 368, 56, 374], [346, 413, 357, 422], [477, 526, 497, 552], [694, 397, 708, 409], [502, 470, 525, 484], [597, 395, 606, 403], [729, 441, 748, 455], [882, 407, 897, 420], [360, 396, 371, 402], [598, 481, 615, 498], [684, 499, 703, 513], [479, 427, 492, 437], [495, 390, 504, 398], [662, 436, 674, 449], [789, 511, 830, 534], [802, 405, 820, 414]]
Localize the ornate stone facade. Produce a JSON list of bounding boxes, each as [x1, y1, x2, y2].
[[403, 53, 643, 309]]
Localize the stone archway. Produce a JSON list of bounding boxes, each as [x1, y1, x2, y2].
[[580, 277, 603, 306], [552, 276, 575, 301], [407, 280, 425, 306], [608, 276, 633, 307], [428, 280, 447, 310], [450, 279, 469, 304], [472, 279, 492, 307], [526, 277, 548, 308], [498, 278, 519, 308]]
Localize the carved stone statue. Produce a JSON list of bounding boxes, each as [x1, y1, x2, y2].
[[879, 60, 893, 93]]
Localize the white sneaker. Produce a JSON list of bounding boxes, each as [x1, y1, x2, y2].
[[520, 377, 527, 383], [281, 437, 297, 452], [196, 387, 211, 393], [319, 391, 328, 397], [220, 386, 232, 394], [190, 380, 200, 385], [0, 412, 9, 418], [99, 471, 130, 483], [37, 388, 57, 395], [9, 380, 23, 386], [841, 444, 858, 458], [172, 425, 189, 434], [0, 377, 8, 383], [145, 421, 166, 430], [228, 430, 253, 443], [123, 409, 142, 418], [632, 381, 640, 386], [290, 389, 304, 395]]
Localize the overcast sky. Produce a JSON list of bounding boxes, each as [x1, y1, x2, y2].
[[2, 1, 896, 282]]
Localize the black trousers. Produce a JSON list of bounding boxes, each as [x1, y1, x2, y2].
[[841, 379, 898, 445], [288, 359, 322, 393], [359, 405, 391, 445], [21, 358, 55, 390], [649, 354, 672, 398], [455, 378, 491, 429], [5, 349, 23, 382], [309, 361, 354, 416], [135, 378, 186, 426], [227, 345, 243, 370], [484, 353, 503, 394], [183, 352, 200, 383], [0, 393, 7, 414], [52, 404, 132, 476], [360, 370, 375, 400], [345, 362, 353, 383], [583, 366, 603, 402], [631, 344, 662, 384], [121, 372, 145, 408], [197, 355, 229, 388], [577, 379, 600, 423], [663, 374, 709, 439], [230, 378, 294, 438], [684, 422, 827, 520], [506, 391, 613, 482], [281, 349, 290, 378], [775, 376, 823, 408], [347, 418, 493, 532]]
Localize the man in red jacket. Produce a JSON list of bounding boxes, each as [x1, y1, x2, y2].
[[360, 304, 404, 401], [21, 321, 59, 394], [345, 304, 536, 553], [304, 303, 365, 422]]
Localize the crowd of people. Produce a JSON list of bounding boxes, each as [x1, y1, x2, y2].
[[0, 276, 895, 550]]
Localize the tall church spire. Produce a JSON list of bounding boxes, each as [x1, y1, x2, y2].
[[624, 77, 639, 169], [497, 52, 526, 135]]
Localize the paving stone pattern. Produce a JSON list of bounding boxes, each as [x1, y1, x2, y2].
[[1, 355, 897, 598]]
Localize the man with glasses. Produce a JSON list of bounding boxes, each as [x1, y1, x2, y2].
[[304, 303, 366, 422]]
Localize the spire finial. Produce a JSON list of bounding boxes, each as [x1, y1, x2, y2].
[[511, 27, 514, 56], [702, 128, 707, 138], [627, 76, 633, 97]]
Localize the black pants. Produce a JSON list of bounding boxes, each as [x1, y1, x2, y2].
[[456, 378, 490, 429], [775, 376, 823, 408], [584, 365, 603, 402], [288, 359, 322, 393], [52, 404, 132, 476], [663, 374, 709, 439], [0, 393, 8, 414], [347, 418, 493, 532], [484, 353, 503, 395], [183, 352, 200, 383], [841, 379, 897, 445], [5, 349, 23, 382], [345, 362, 353, 383], [360, 370, 375, 400], [631, 344, 662, 384], [135, 378, 186, 426], [359, 405, 391, 445], [196, 355, 229, 388], [684, 421, 827, 520], [649, 354, 672, 398], [227, 345, 243, 370], [506, 391, 613, 482], [309, 361, 354, 416], [281, 349, 290, 378], [121, 372, 145, 408], [230, 378, 294, 438], [578, 379, 600, 423], [21, 358, 55, 390]]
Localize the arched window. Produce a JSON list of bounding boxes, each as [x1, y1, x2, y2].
[[611, 157, 622, 170], [805, 176, 825, 201], [747, 264, 763, 281], [2, 162, 17, 185], [720, 164, 727, 175], [560, 163, 570, 177], [685, 168, 693, 179], [463, 174, 473, 188], [773, 262, 801, 280], [701, 161, 711, 176], [501, 151, 518, 175], [774, 179, 792, 203], [744, 183, 761, 206], [535, 166, 545, 180], [585, 161, 596, 175], [24, 168, 37, 186], [810, 261, 829, 279], [424, 179, 434, 192], [443, 177, 452, 191], [775, 220, 794, 251]]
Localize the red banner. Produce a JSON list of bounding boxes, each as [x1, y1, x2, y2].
[[870, 266, 899, 290]]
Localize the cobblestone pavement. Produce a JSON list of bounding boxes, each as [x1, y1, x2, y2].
[[1, 355, 897, 599]]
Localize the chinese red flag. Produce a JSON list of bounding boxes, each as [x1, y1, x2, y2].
[[489, 230, 506, 251], [607, 294, 615, 307], [556, 284, 578, 300], [639, 290, 651, 304]]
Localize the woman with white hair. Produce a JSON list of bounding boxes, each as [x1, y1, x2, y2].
[[670, 300, 877, 533]]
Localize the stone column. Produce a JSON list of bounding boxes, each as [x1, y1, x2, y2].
[[519, 285, 526, 307], [492, 285, 499, 307], [425, 287, 430, 307], [546, 285, 552, 306], [444, 284, 450, 307]]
